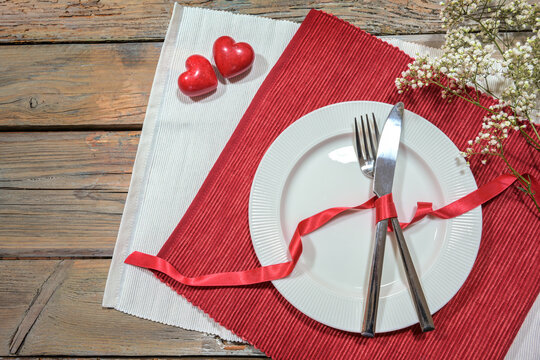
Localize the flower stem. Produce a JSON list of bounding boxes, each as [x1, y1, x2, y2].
[[429, 80, 540, 150], [464, 13, 507, 58], [431, 80, 495, 113], [529, 121, 540, 145], [519, 127, 540, 150], [497, 148, 540, 212]]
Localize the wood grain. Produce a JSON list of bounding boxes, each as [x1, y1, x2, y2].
[[0, 261, 58, 356], [0, 1, 444, 43], [0, 131, 137, 190], [0, 2, 533, 358], [0, 131, 138, 257], [1, 34, 529, 130], [0, 43, 159, 130], [0, 189, 125, 257], [9, 261, 72, 353], [0, 260, 263, 357]]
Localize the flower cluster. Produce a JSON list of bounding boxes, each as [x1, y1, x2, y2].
[[499, 0, 538, 29], [396, 0, 539, 211], [396, 26, 499, 100], [501, 37, 539, 123], [461, 103, 521, 163], [439, 0, 477, 29], [441, 0, 537, 31]]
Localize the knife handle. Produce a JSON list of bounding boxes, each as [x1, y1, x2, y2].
[[361, 219, 388, 337], [390, 217, 435, 332]]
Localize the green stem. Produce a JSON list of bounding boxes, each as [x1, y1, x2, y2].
[[473, 66, 481, 103], [519, 127, 540, 150], [474, 80, 499, 99], [483, 75, 492, 93], [531, 121, 540, 141], [431, 80, 496, 113], [429, 80, 540, 150], [524, 111, 540, 145], [463, 13, 506, 58], [498, 147, 540, 212]]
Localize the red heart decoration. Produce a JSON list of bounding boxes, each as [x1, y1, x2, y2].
[[213, 36, 255, 78], [178, 55, 218, 97]]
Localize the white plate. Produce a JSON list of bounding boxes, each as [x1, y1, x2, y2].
[[249, 101, 482, 333]]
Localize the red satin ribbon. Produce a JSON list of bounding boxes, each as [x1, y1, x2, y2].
[[125, 173, 538, 287], [375, 193, 397, 223]]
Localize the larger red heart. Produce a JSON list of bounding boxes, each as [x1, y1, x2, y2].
[[213, 36, 255, 78], [178, 55, 218, 97]]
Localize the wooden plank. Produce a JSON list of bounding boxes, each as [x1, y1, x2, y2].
[[0, 43, 159, 130], [0, 189, 125, 258], [0, 34, 529, 130], [0, 260, 264, 357], [0, 261, 59, 356], [0, 1, 444, 43], [0, 131, 137, 190], [0, 131, 137, 257], [9, 261, 72, 353]]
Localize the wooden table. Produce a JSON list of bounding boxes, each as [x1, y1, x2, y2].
[[0, 1, 502, 358]]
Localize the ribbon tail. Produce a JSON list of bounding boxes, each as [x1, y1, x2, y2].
[[125, 251, 296, 286], [431, 173, 526, 219], [124, 197, 378, 287]]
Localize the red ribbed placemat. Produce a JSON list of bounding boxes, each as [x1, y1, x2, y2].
[[155, 10, 539, 359]]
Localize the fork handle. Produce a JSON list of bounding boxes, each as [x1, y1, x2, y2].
[[390, 217, 435, 332], [361, 219, 388, 337]]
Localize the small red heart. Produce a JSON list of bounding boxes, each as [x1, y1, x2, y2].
[[213, 36, 255, 78], [178, 55, 218, 97]]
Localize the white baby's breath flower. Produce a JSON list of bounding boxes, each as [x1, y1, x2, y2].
[[396, 1, 539, 210], [395, 0, 539, 149]]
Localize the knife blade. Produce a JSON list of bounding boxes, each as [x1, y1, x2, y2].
[[361, 103, 434, 337], [372, 103, 403, 197]]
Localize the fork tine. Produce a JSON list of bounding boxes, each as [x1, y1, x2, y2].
[[361, 116, 373, 160], [354, 117, 366, 161], [359, 116, 369, 161], [354, 117, 359, 155], [371, 113, 380, 151], [365, 113, 377, 159]]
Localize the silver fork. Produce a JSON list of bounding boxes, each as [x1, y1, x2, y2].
[[354, 113, 379, 178]]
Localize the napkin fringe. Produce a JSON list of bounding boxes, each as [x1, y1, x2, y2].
[[159, 275, 269, 351]]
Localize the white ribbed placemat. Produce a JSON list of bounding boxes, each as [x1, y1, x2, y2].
[[102, 4, 300, 341], [103, 4, 538, 357]]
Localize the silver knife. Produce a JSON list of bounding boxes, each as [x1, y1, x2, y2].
[[361, 102, 435, 337]]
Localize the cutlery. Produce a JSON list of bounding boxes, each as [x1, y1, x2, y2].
[[355, 103, 435, 337]]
